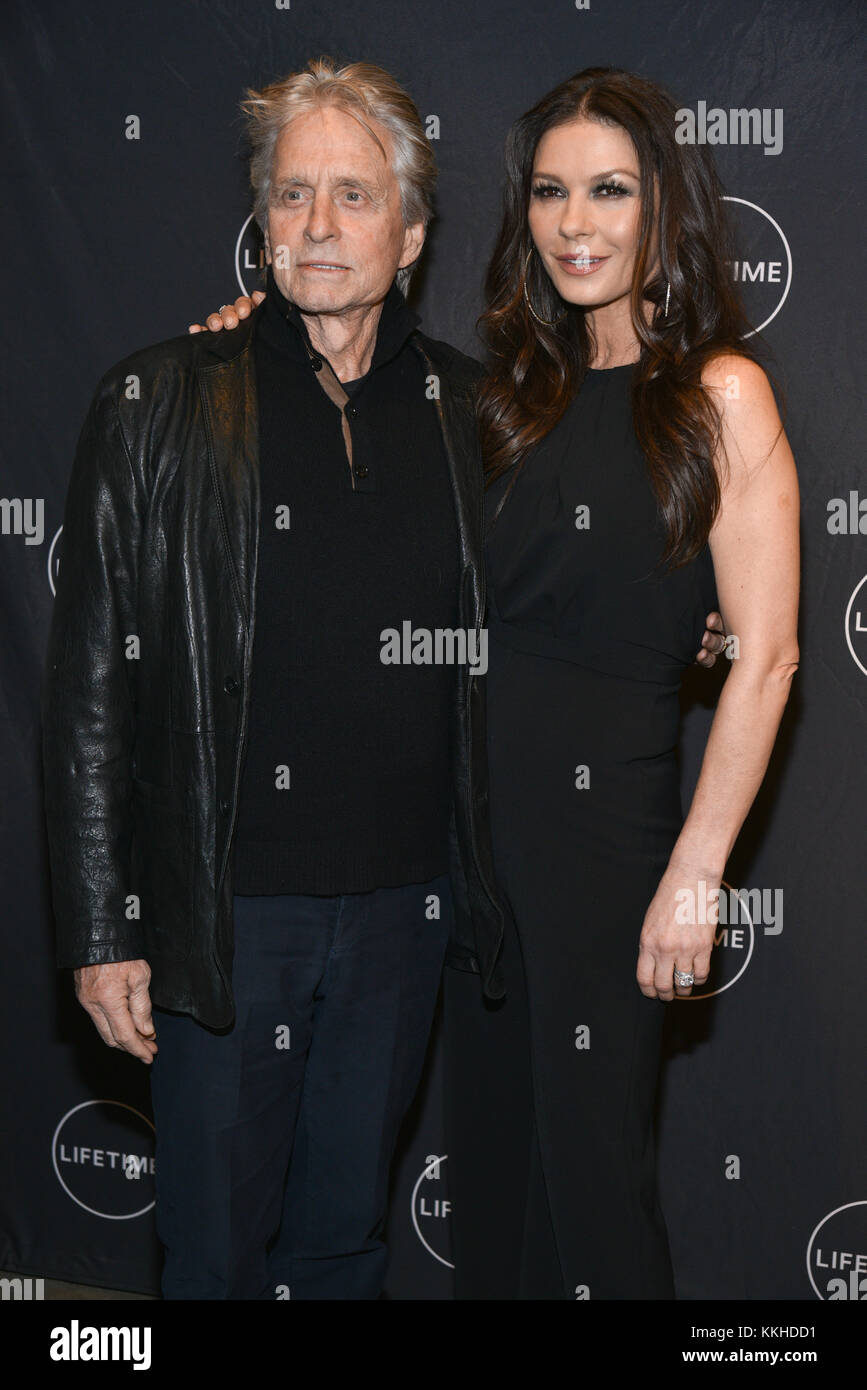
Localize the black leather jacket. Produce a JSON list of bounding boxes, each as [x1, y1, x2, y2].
[[41, 307, 505, 1028]]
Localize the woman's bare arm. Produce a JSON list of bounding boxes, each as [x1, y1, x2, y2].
[[637, 354, 800, 999]]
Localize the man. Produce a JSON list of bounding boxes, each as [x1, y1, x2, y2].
[[42, 56, 502, 1301], [42, 56, 725, 1300]]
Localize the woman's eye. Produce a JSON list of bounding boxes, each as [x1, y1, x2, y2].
[[531, 180, 631, 200]]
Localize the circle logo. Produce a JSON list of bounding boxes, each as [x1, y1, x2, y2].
[[411, 1154, 453, 1267], [845, 575, 867, 677], [51, 1099, 155, 1220], [722, 196, 792, 336], [47, 524, 62, 596], [235, 214, 267, 298], [677, 880, 755, 1000], [806, 1201, 867, 1299]]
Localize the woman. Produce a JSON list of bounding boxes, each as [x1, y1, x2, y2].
[[440, 67, 799, 1300], [197, 66, 799, 1300]]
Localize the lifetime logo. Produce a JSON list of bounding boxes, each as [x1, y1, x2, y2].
[[57, 1146, 154, 1179], [674, 881, 761, 1000], [411, 1154, 453, 1269], [845, 576, 867, 678], [235, 213, 266, 296], [720, 197, 792, 337], [51, 1100, 156, 1220], [807, 1202, 867, 1299]]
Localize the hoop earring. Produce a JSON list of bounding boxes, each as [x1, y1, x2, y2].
[[664, 280, 671, 317], [522, 248, 567, 327]]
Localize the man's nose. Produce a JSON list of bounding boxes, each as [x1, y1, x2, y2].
[[304, 191, 339, 240]]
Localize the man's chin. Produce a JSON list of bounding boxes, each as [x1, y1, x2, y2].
[[281, 286, 356, 315]]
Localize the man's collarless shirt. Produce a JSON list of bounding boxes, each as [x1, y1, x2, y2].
[[231, 272, 461, 895]]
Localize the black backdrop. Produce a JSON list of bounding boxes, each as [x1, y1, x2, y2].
[[2, 0, 865, 1301]]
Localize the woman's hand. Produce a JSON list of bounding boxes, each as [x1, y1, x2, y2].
[[188, 291, 265, 334], [695, 611, 726, 667], [636, 857, 718, 1000]]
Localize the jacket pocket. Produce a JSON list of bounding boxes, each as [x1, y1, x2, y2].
[[130, 788, 194, 962]]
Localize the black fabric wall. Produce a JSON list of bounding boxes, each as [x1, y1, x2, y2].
[[1, 0, 865, 1301]]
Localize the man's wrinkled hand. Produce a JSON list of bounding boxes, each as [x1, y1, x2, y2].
[[73, 960, 157, 1063]]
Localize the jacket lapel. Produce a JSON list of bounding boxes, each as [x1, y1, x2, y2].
[[196, 318, 260, 631], [412, 335, 485, 623]]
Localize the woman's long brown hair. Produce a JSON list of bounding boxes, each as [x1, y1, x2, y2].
[[479, 66, 781, 568]]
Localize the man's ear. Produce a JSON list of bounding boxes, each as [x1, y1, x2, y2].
[[263, 227, 272, 264], [399, 220, 426, 271]]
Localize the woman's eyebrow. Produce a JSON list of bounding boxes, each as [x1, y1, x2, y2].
[[531, 167, 640, 181]]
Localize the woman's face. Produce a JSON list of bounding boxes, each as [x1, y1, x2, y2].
[[527, 117, 658, 313]]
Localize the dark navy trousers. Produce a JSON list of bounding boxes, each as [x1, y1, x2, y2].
[[148, 874, 452, 1299]]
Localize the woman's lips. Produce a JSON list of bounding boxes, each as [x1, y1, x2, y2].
[[554, 255, 610, 276]]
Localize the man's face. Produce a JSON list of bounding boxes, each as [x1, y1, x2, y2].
[[264, 104, 425, 315]]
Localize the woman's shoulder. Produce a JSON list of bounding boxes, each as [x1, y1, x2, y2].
[[699, 352, 787, 494], [699, 351, 775, 407]]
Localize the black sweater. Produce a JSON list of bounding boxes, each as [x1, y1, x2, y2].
[[231, 271, 461, 895]]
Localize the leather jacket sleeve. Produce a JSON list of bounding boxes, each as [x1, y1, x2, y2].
[[41, 376, 146, 968]]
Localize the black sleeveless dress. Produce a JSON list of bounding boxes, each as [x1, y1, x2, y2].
[[442, 363, 719, 1300]]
